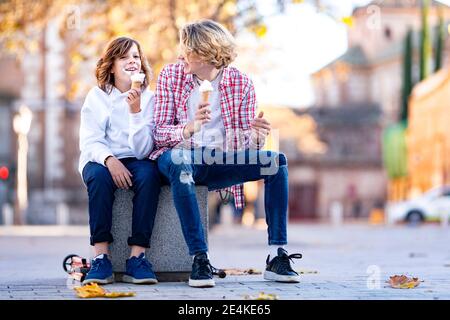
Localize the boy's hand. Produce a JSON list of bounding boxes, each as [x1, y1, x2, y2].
[[250, 111, 270, 144], [126, 88, 142, 113], [183, 103, 211, 139], [105, 156, 133, 189]]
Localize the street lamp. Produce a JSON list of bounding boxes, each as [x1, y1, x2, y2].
[[13, 105, 32, 225]]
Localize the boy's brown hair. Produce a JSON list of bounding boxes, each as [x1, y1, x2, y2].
[[95, 37, 152, 94]]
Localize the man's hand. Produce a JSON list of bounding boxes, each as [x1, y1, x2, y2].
[[126, 88, 142, 113], [105, 156, 133, 189], [183, 102, 211, 139], [250, 111, 271, 144]]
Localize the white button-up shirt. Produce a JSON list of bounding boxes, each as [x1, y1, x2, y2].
[[78, 85, 155, 175]]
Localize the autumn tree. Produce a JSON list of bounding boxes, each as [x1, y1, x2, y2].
[[0, 0, 265, 99]]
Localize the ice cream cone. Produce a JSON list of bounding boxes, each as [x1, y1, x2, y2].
[[131, 81, 141, 90], [202, 91, 211, 103], [130, 73, 146, 90], [199, 80, 213, 103]]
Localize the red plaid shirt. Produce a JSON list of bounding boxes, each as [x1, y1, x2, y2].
[[150, 63, 263, 209]]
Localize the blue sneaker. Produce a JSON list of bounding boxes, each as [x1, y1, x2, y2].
[[122, 253, 158, 284], [82, 254, 114, 285]]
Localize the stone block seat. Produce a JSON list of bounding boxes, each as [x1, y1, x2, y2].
[[109, 186, 208, 282]]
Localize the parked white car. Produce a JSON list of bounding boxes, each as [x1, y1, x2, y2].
[[386, 186, 450, 224]]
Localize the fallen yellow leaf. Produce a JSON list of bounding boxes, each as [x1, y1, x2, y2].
[[244, 292, 279, 300], [74, 283, 136, 298], [388, 275, 421, 289], [74, 283, 106, 298], [104, 292, 136, 298]]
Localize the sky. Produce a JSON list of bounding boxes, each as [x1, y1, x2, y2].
[[234, 0, 372, 108]]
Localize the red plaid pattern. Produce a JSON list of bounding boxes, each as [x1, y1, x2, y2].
[[150, 63, 262, 209]]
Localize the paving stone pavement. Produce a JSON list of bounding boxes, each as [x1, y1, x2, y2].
[[1, 223, 450, 300]]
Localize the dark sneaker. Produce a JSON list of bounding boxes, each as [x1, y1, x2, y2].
[[188, 253, 215, 288], [122, 253, 158, 284], [82, 254, 114, 285], [264, 248, 302, 283]]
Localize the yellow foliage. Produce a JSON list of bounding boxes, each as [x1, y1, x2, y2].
[[223, 1, 237, 16], [260, 107, 327, 155], [245, 292, 279, 300], [251, 24, 267, 38], [340, 16, 354, 28], [74, 283, 136, 298]]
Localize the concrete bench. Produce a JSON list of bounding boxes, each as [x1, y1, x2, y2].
[[109, 186, 208, 282]]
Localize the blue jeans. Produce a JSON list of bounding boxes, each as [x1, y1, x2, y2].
[[157, 148, 288, 255], [82, 158, 161, 248]]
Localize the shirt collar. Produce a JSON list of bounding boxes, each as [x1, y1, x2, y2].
[[110, 85, 130, 101], [185, 66, 232, 87], [193, 68, 223, 87]]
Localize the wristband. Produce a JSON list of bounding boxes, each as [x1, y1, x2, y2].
[[104, 155, 113, 166]]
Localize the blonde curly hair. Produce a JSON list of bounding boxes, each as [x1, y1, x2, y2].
[[180, 19, 237, 68]]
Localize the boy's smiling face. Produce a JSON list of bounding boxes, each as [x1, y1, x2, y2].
[[111, 43, 142, 87]]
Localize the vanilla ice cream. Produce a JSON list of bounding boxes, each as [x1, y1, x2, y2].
[[199, 80, 213, 103], [130, 73, 146, 90]]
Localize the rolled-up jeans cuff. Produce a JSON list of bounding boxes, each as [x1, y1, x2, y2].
[[90, 232, 114, 246], [127, 235, 151, 248], [268, 240, 287, 246]]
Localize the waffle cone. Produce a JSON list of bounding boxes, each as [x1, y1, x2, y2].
[[202, 91, 211, 103], [131, 81, 141, 90]]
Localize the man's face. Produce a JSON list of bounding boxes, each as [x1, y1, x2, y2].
[[178, 47, 206, 75]]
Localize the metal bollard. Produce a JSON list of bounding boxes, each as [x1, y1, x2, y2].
[[56, 202, 70, 225], [330, 201, 343, 226], [2, 203, 13, 226]]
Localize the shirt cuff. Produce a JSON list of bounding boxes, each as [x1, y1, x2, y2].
[[98, 150, 113, 167], [128, 111, 145, 128], [179, 123, 189, 142]]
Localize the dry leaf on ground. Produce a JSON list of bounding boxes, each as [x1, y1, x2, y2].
[[74, 283, 136, 298], [297, 269, 318, 274], [224, 268, 262, 275], [387, 275, 421, 289], [244, 292, 279, 300]]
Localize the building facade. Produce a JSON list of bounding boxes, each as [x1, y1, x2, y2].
[[286, 0, 450, 220]]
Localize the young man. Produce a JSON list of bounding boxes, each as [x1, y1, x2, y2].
[[150, 20, 302, 288]]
